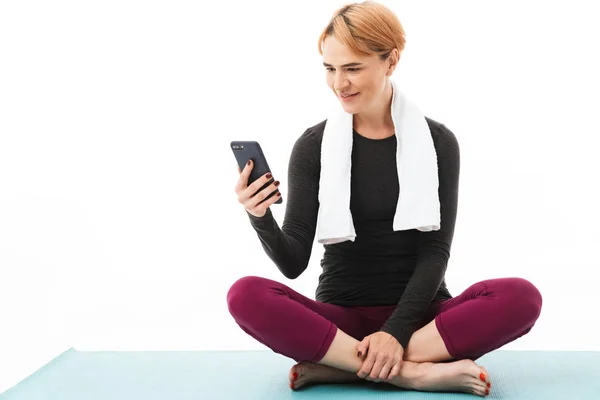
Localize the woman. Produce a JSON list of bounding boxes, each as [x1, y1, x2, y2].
[[227, 1, 542, 397]]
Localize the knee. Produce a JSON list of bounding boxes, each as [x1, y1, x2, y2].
[[226, 275, 270, 320], [506, 277, 543, 322]]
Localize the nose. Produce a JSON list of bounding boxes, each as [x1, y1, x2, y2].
[[333, 71, 349, 92]]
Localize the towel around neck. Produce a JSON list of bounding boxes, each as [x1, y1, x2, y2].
[[316, 79, 441, 244]]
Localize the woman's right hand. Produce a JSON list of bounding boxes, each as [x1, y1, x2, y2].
[[235, 159, 281, 218]]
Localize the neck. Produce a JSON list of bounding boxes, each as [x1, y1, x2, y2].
[[353, 80, 394, 132]]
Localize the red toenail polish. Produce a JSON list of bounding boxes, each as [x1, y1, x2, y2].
[[487, 382, 491, 388], [292, 372, 298, 380], [480, 373, 486, 381], [290, 382, 294, 389], [486, 388, 490, 394]]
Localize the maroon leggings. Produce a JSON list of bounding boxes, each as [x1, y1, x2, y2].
[[227, 275, 542, 363]]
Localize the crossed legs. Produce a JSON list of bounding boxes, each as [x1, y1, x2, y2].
[[227, 276, 542, 396]]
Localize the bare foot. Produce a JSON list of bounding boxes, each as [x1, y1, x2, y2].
[[289, 361, 360, 390], [403, 359, 491, 397], [288, 359, 492, 397]]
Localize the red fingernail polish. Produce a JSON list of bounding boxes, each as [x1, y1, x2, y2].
[[480, 372, 486, 381], [266, 173, 272, 179]]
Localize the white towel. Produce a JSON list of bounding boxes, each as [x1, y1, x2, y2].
[[317, 80, 441, 245]]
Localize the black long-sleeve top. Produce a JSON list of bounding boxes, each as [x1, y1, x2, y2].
[[245, 116, 459, 348]]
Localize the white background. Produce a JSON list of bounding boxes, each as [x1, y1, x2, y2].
[[1, 0, 599, 393]]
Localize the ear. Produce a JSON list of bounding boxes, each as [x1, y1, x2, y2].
[[386, 48, 399, 75]]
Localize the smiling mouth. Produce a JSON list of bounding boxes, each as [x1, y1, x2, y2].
[[339, 92, 359, 102]]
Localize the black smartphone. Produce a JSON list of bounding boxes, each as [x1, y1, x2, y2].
[[230, 141, 282, 204]]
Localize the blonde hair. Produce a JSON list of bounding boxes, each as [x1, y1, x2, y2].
[[318, 1, 406, 62]]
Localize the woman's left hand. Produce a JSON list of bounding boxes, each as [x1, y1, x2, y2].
[[356, 331, 404, 382]]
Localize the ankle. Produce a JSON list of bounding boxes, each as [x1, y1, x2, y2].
[[387, 360, 430, 390]]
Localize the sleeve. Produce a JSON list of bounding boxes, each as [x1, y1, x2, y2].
[[380, 124, 460, 348], [246, 128, 321, 279]]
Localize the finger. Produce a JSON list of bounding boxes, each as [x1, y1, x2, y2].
[[244, 180, 280, 209], [246, 186, 281, 216], [378, 360, 394, 382], [357, 337, 369, 358], [251, 188, 281, 214], [235, 159, 254, 193], [357, 351, 376, 379], [388, 360, 402, 380], [245, 172, 275, 199], [369, 356, 387, 382]]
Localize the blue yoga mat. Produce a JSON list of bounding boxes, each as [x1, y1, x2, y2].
[[2, 348, 599, 399]]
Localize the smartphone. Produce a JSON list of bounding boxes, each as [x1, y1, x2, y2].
[[230, 141, 282, 204]]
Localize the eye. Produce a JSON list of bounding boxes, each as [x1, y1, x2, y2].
[[325, 67, 360, 72]]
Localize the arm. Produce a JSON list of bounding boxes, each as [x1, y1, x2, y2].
[[246, 127, 321, 279], [380, 123, 460, 348]]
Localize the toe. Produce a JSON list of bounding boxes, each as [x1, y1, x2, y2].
[[477, 366, 491, 396], [479, 366, 490, 383], [470, 382, 487, 397], [289, 364, 299, 382], [472, 377, 488, 394]]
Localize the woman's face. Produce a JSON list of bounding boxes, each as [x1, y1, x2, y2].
[[322, 35, 391, 114]]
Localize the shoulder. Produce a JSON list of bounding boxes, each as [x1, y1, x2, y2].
[[424, 116, 459, 157], [294, 117, 459, 156], [291, 119, 327, 158], [297, 119, 326, 145], [288, 119, 327, 171]]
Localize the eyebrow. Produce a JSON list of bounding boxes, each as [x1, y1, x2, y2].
[[322, 62, 364, 67]]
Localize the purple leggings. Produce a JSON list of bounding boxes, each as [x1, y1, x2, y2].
[[227, 276, 542, 363]]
